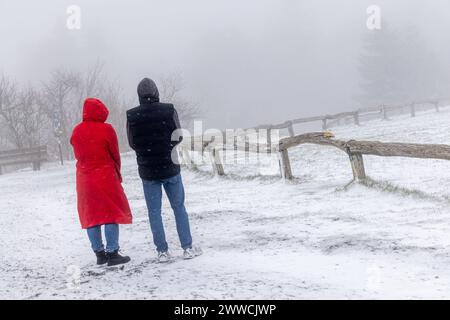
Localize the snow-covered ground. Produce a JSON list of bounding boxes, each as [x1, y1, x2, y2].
[[2, 108, 450, 300]]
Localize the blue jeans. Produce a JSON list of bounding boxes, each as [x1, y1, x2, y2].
[[143, 174, 193, 252], [87, 224, 119, 253]]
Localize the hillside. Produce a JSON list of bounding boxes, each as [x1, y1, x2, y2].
[[2, 108, 450, 299]]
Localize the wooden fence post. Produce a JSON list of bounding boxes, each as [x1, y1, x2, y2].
[[288, 122, 295, 137], [32, 161, 40, 171], [434, 102, 440, 112], [322, 118, 327, 130], [410, 103, 416, 117], [381, 105, 388, 120], [277, 157, 283, 178], [280, 149, 293, 180], [245, 134, 251, 164], [353, 112, 360, 126], [181, 147, 193, 168], [348, 152, 366, 180], [211, 148, 225, 176], [267, 128, 272, 150]]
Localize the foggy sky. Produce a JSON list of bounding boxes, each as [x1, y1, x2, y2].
[[1, 0, 449, 129]]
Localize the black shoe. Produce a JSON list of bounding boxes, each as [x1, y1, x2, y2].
[[106, 250, 131, 267], [95, 250, 108, 265]]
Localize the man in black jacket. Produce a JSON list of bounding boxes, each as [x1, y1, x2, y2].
[[127, 78, 199, 262]]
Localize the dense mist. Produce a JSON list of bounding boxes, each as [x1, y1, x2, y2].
[[1, 0, 450, 129]]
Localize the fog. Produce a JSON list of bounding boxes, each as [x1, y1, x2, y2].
[[1, 0, 450, 129]]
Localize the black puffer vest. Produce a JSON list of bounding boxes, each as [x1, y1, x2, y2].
[[127, 102, 181, 180]]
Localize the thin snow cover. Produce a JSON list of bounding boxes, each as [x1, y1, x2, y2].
[[2, 108, 450, 299]]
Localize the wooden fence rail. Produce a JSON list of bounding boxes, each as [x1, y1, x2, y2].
[[179, 97, 450, 179], [184, 131, 450, 181], [278, 133, 450, 181], [246, 98, 449, 135], [0, 146, 48, 175], [185, 98, 450, 151]]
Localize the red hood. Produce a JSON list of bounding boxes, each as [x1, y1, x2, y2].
[[83, 98, 109, 122]]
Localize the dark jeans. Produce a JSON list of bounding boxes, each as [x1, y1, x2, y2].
[[142, 174, 193, 252]]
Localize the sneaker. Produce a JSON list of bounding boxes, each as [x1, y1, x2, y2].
[[157, 251, 171, 263], [183, 247, 202, 260], [106, 250, 131, 267]]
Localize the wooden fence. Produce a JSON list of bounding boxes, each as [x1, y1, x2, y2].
[[278, 132, 450, 180], [0, 146, 48, 175], [179, 98, 450, 180], [253, 99, 446, 135], [182, 131, 450, 182]]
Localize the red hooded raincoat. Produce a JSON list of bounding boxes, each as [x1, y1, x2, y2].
[[70, 98, 132, 229]]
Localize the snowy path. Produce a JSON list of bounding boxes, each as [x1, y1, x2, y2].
[[2, 109, 450, 299]]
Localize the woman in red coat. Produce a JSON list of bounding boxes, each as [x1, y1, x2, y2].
[[70, 98, 132, 266]]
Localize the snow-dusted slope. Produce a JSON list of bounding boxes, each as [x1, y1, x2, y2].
[[2, 108, 450, 299]]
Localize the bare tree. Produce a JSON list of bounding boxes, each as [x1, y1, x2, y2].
[[158, 73, 200, 127], [15, 87, 49, 148], [100, 81, 130, 151], [0, 75, 21, 149], [41, 63, 131, 159], [41, 69, 82, 159], [77, 63, 131, 151], [41, 63, 107, 160], [1, 67, 203, 160], [84, 61, 105, 98], [0, 75, 48, 150]]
